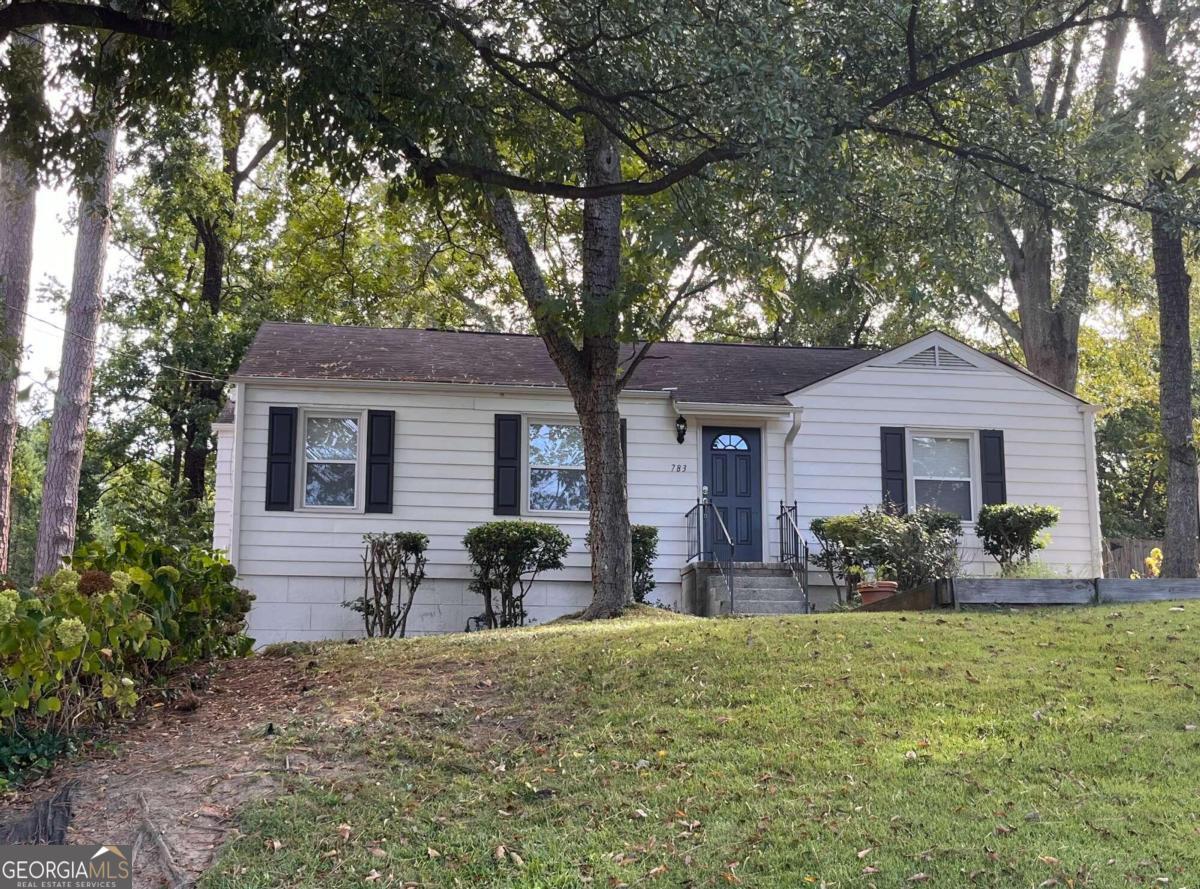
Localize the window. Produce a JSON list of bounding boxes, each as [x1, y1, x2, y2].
[[303, 415, 359, 507], [712, 433, 748, 451], [910, 433, 973, 519], [528, 421, 588, 512]]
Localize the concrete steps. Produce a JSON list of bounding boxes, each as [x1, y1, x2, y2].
[[724, 566, 809, 616], [683, 562, 813, 617]]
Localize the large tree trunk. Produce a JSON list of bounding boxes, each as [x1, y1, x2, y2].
[[33, 123, 118, 579], [978, 13, 1126, 394], [1139, 4, 1197, 577], [486, 121, 633, 618], [575, 120, 631, 618], [0, 29, 43, 575], [1150, 203, 1196, 577]]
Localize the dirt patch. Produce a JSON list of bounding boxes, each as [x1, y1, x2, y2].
[[0, 654, 325, 888], [0, 636, 551, 887]]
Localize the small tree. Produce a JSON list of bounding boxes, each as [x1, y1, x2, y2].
[[464, 521, 569, 628], [346, 532, 428, 638], [975, 504, 1060, 572]]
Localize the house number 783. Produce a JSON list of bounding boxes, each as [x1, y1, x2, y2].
[[670, 463, 688, 472]]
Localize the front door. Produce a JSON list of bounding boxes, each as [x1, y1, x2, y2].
[[702, 427, 762, 562]]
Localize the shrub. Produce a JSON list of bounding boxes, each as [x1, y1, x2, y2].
[[73, 530, 254, 666], [464, 521, 570, 628], [631, 525, 659, 604], [0, 569, 165, 739], [345, 532, 428, 637], [812, 506, 962, 603], [975, 503, 1060, 571], [810, 514, 868, 604]]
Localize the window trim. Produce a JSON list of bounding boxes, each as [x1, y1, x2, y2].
[[906, 428, 979, 523], [524, 415, 590, 517], [297, 408, 367, 513]]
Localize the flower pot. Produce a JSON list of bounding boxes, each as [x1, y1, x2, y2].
[[857, 580, 899, 605]]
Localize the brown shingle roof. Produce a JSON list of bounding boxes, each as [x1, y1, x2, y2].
[[233, 322, 880, 405]]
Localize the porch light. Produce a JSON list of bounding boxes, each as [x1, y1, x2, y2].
[[675, 415, 687, 444]]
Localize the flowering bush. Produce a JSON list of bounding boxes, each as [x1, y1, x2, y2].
[[0, 568, 164, 737], [73, 530, 254, 666]]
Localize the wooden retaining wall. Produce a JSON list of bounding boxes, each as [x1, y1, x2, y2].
[[953, 576, 1200, 606]]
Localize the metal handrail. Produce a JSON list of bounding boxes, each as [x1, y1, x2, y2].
[[707, 499, 736, 613], [685, 490, 736, 612], [778, 501, 812, 613]]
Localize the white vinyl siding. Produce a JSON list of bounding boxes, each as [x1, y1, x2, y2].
[[789, 355, 1099, 581], [212, 424, 235, 553], [213, 334, 1101, 642], [229, 385, 717, 644]]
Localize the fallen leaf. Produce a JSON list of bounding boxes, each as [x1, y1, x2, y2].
[[909, 874, 930, 883], [863, 866, 880, 875], [509, 851, 525, 867], [364, 869, 381, 883], [427, 847, 440, 859], [338, 823, 353, 841], [494, 845, 507, 861], [857, 848, 872, 859]]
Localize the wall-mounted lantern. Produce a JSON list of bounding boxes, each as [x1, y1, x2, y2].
[[675, 415, 688, 444]]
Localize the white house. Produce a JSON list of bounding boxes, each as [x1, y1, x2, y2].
[[213, 323, 1102, 644]]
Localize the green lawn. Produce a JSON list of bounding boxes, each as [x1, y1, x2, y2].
[[203, 604, 1200, 888]]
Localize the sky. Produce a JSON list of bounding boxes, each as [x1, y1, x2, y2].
[[23, 185, 72, 398]]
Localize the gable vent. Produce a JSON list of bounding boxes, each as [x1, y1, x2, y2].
[[898, 345, 977, 370]]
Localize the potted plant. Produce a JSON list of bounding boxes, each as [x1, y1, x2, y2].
[[856, 565, 899, 605]]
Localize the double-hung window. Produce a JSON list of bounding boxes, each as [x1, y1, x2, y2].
[[303, 414, 360, 508], [527, 420, 589, 513], [909, 432, 974, 520]]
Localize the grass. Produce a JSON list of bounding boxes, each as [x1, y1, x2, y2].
[[202, 603, 1200, 888]]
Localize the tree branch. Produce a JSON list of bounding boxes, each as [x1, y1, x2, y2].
[[969, 286, 1024, 342], [484, 189, 584, 379], [867, 0, 1126, 115], [0, 1, 177, 41]]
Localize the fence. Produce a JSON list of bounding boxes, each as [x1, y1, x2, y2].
[[1103, 538, 1161, 579]]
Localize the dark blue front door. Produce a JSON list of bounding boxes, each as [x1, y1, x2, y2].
[[702, 427, 762, 562]]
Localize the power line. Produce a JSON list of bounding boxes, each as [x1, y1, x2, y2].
[[21, 309, 229, 386]]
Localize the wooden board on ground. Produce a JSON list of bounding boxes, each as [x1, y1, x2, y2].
[[954, 578, 1095, 606], [1097, 578, 1200, 602]]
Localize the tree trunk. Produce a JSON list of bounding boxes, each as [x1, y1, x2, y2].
[[179, 217, 226, 512], [485, 120, 633, 618], [33, 123, 118, 579], [1139, 4, 1197, 577], [0, 29, 43, 575], [1150, 203, 1196, 577], [978, 13, 1126, 394]]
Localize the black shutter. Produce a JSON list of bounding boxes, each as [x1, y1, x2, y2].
[[265, 407, 297, 511], [980, 429, 1007, 505], [620, 418, 628, 473], [494, 414, 521, 515], [880, 426, 907, 513], [365, 410, 395, 513]]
